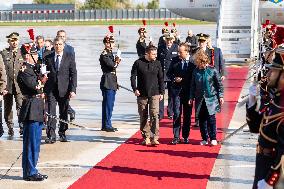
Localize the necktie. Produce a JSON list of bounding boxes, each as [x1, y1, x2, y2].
[[183, 60, 188, 71], [55, 54, 60, 71]]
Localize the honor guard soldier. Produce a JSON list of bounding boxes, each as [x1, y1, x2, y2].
[[136, 21, 147, 58], [18, 43, 48, 181], [246, 48, 284, 189], [171, 23, 181, 45], [100, 30, 121, 132], [157, 33, 179, 119], [158, 22, 170, 48], [0, 32, 24, 136]]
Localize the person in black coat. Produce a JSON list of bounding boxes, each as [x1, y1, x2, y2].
[[136, 27, 147, 58], [44, 37, 77, 143], [167, 43, 196, 144], [100, 35, 121, 132], [185, 30, 198, 49], [157, 33, 179, 119], [56, 30, 76, 122], [18, 43, 48, 181]]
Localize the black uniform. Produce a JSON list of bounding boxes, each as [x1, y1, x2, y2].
[[136, 38, 147, 58], [157, 42, 179, 119]]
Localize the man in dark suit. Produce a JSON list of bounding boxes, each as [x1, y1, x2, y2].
[[207, 36, 226, 80], [100, 35, 121, 132], [44, 37, 77, 143], [157, 33, 179, 119], [56, 30, 76, 122], [185, 30, 198, 48], [167, 43, 195, 144]]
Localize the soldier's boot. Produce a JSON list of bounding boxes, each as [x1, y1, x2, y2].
[[8, 128, 14, 137], [19, 123, 23, 136], [0, 124, 4, 137], [7, 124, 14, 137]]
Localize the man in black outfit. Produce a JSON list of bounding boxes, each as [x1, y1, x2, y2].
[[131, 45, 164, 145], [167, 43, 195, 144], [44, 37, 77, 143], [136, 27, 147, 58]]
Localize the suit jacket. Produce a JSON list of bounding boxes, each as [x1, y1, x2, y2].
[[157, 43, 179, 81], [99, 50, 118, 91], [167, 56, 195, 101], [0, 47, 24, 94], [136, 39, 146, 58], [65, 44, 75, 56], [206, 47, 226, 77], [17, 62, 44, 122], [190, 67, 224, 116], [44, 51, 77, 97]]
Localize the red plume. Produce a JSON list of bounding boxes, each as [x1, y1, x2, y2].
[[262, 24, 267, 29], [164, 22, 168, 27], [273, 26, 284, 45], [271, 24, 277, 30], [173, 22, 176, 27], [142, 19, 147, 26], [27, 28, 34, 41], [108, 26, 114, 34], [265, 20, 270, 25]]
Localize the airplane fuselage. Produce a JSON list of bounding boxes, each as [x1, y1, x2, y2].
[[166, 0, 284, 24]]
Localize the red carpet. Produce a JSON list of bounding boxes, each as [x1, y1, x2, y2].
[[69, 67, 248, 189]]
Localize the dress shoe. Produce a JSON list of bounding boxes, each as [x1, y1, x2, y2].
[[45, 137, 56, 144], [8, 128, 14, 137], [38, 173, 48, 179], [24, 174, 44, 181], [59, 133, 68, 142], [183, 138, 189, 144], [168, 115, 173, 120], [104, 128, 116, 132], [200, 140, 208, 145], [19, 128, 23, 136], [171, 138, 180, 145], [0, 125, 4, 137], [69, 112, 75, 122]]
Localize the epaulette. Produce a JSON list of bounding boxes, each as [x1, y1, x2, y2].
[[101, 50, 108, 55], [20, 65, 27, 72]]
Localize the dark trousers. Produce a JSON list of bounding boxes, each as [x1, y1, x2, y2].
[[101, 89, 116, 129], [173, 94, 192, 139], [198, 100, 217, 141], [4, 86, 23, 128], [46, 88, 69, 139], [22, 121, 43, 178], [159, 81, 173, 119], [252, 153, 275, 189]]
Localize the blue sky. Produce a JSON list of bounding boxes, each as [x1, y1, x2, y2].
[[0, 0, 166, 10]]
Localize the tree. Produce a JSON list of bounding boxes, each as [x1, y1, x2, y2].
[[83, 0, 133, 9], [136, 3, 145, 9], [33, 0, 75, 3], [147, 0, 159, 9]]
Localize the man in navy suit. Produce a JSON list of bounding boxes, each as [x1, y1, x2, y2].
[[56, 30, 76, 121], [44, 37, 77, 143], [167, 43, 195, 144]]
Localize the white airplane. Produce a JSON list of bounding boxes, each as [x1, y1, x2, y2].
[[165, 0, 284, 24]]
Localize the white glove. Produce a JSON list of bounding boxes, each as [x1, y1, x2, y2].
[[247, 84, 258, 108], [257, 179, 273, 189], [116, 49, 122, 59], [40, 64, 50, 75], [249, 84, 257, 96]]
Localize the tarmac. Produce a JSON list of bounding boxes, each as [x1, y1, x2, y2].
[[0, 25, 279, 189]]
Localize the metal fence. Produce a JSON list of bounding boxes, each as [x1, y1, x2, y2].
[[0, 9, 184, 22]]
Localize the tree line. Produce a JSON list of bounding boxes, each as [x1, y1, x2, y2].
[[33, 0, 160, 9]]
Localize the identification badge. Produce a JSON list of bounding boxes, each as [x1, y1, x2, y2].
[[172, 52, 177, 55]]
